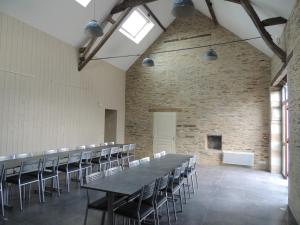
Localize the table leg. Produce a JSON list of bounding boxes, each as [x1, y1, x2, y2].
[[107, 192, 115, 225]]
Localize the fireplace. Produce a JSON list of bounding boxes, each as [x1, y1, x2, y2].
[[207, 135, 222, 150]]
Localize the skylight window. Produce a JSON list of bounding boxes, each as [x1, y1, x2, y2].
[[75, 0, 91, 7], [119, 9, 154, 44]]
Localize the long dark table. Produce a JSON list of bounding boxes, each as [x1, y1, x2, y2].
[[81, 154, 192, 225]]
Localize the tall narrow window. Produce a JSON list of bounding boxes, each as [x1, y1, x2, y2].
[[281, 83, 289, 178], [119, 9, 154, 44]]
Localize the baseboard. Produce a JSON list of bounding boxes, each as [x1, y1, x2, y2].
[[288, 206, 299, 225]]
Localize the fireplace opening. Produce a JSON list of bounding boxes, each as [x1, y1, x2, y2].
[[207, 135, 222, 150]]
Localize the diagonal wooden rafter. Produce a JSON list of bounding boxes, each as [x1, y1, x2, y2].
[[78, 8, 132, 71], [111, 0, 158, 14], [205, 0, 218, 25], [225, 0, 286, 62]]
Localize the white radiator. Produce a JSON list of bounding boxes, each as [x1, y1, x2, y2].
[[222, 151, 254, 167]]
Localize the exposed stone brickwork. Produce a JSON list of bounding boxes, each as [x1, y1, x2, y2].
[[125, 12, 271, 170], [271, 1, 300, 224]]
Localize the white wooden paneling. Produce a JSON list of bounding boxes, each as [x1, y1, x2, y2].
[[0, 12, 125, 156]]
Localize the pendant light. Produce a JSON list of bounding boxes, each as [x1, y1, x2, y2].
[[142, 57, 155, 67], [172, 0, 195, 17], [85, 0, 103, 37], [204, 48, 218, 61]]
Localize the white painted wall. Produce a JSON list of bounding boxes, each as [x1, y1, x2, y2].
[[0, 12, 125, 155]]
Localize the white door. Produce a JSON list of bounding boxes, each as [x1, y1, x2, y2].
[[153, 112, 176, 154]]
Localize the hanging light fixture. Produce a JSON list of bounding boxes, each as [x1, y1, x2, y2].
[[172, 0, 195, 17], [142, 57, 155, 67], [203, 48, 218, 61], [85, 0, 103, 38]]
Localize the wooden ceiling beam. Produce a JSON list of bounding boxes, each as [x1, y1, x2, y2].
[[205, 0, 218, 25], [111, 0, 158, 15], [262, 17, 287, 26], [225, 0, 286, 62], [143, 4, 166, 32], [78, 8, 132, 71]]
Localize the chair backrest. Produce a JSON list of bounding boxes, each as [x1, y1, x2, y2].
[[188, 156, 196, 169], [160, 151, 166, 156], [44, 149, 58, 155], [87, 144, 96, 149], [122, 145, 129, 154], [129, 144, 136, 151], [108, 141, 115, 145], [20, 159, 41, 176], [181, 161, 189, 175], [154, 153, 161, 159], [81, 151, 93, 164], [68, 152, 82, 164], [58, 148, 69, 153], [0, 155, 15, 161], [110, 146, 120, 155], [15, 152, 33, 159], [41, 155, 59, 173], [101, 148, 111, 157], [105, 166, 122, 176], [86, 171, 104, 184], [139, 157, 150, 164], [129, 160, 140, 168], [103, 142, 109, 146], [158, 173, 169, 191]]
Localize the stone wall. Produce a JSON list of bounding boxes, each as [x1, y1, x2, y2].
[[271, 1, 300, 224], [125, 12, 271, 170]]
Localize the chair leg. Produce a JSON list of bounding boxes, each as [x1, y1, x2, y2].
[[1, 187, 4, 217], [166, 201, 171, 225], [37, 181, 41, 203], [101, 212, 106, 225], [186, 177, 191, 199], [83, 206, 89, 225], [191, 175, 195, 194], [41, 179, 45, 203], [56, 176, 60, 197], [18, 185, 23, 211], [195, 171, 199, 189], [171, 193, 177, 221], [179, 187, 183, 212], [182, 183, 187, 204], [153, 211, 157, 225], [66, 173, 70, 192]]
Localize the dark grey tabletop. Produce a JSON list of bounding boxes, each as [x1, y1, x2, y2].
[[82, 154, 192, 195]]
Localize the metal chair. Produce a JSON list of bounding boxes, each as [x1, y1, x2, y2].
[[154, 174, 171, 225], [115, 180, 158, 225], [119, 145, 130, 167], [6, 159, 42, 211], [128, 160, 140, 168], [154, 153, 161, 159], [180, 161, 188, 202], [183, 156, 198, 197], [58, 151, 82, 192], [40, 154, 60, 202], [128, 144, 136, 161], [139, 157, 150, 164], [81, 151, 93, 182], [109, 147, 120, 168], [91, 148, 110, 171], [167, 166, 184, 221]]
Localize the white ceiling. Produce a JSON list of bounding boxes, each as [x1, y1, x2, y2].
[[0, 0, 296, 71]]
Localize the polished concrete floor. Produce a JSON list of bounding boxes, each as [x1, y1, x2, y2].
[[1, 165, 297, 225]]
